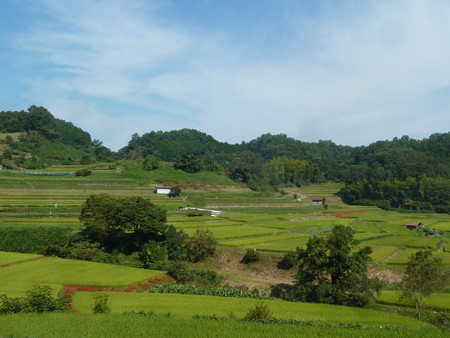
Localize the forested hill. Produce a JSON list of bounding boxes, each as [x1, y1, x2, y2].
[[121, 128, 450, 212], [0, 106, 113, 168], [0, 106, 448, 212]]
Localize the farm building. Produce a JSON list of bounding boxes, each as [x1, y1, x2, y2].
[[155, 186, 172, 194], [404, 222, 423, 230], [311, 198, 326, 206]]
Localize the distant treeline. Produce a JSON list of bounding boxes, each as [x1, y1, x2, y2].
[[1, 107, 449, 212]]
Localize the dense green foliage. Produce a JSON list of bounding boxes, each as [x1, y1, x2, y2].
[[0, 226, 72, 254], [1, 105, 449, 211], [184, 228, 217, 262], [289, 225, 383, 307], [0, 285, 67, 314], [241, 248, 260, 264], [0, 106, 114, 168], [401, 250, 449, 318], [339, 176, 450, 213], [79, 194, 168, 253]]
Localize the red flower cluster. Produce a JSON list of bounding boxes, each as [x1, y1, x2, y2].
[[0, 264, 10, 268], [63, 275, 175, 294]]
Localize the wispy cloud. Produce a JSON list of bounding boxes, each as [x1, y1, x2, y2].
[[11, 0, 450, 149]]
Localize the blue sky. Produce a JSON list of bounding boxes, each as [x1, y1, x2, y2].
[[1, 0, 449, 150]]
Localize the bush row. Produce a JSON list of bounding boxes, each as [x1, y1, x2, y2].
[[147, 282, 267, 299], [0, 227, 72, 254]]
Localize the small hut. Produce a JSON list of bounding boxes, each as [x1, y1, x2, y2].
[[404, 222, 423, 230], [311, 198, 326, 206], [155, 186, 172, 194]]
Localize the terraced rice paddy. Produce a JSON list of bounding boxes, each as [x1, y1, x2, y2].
[[0, 172, 448, 266], [0, 253, 162, 287]]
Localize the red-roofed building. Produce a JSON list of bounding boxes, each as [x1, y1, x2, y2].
[[404, 222, 423, 230]]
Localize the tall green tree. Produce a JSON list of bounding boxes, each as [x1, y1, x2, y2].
[[290, 225, 382, 307], [79, 194, 167, 253], [401, 250, 449, 319]]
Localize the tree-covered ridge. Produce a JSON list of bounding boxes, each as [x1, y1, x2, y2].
[[0, 106, 448, 212], [0, 106, 114, 168], [0, 106, 91, 146], [119, 129, 242, 161]]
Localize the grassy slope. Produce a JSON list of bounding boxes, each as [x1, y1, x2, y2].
[[72, 292, 429, 329], [0, 314, 444, 338], [0, 255, 162, 287]]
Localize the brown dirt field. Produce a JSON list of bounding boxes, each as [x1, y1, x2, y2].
[[192, 247, 295, 295]]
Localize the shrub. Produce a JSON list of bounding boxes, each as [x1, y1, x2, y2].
[[240, 248, 260, 264], [244, 302, 273, 320], [23, 285, 63, 313], [69, 241, 104, 261], [147, 283, 267, 299], [75, 168, 92, 176], [167, 262, 223, 285], [277, 251, 299, 269], [184, 228, 217, 262], [0, 295, 23, 314], [92, 294, 110, 314], [140, 240, 169, 270], [0, 226, 72, 254], [96, 252, 143, 268]]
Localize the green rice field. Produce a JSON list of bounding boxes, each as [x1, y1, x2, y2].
[[72, 292, 429, 329], [0, 254, 162, 287]]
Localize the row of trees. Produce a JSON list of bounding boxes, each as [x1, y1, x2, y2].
[[339, 176, 450, 213]]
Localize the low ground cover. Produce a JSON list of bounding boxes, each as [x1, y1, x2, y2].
[[0, 281, 61, 297], [221, 233, 308, 247], [378, 290, 450, 311], [365, 235, 442, 249], [386, 249, 450, 265], [0, 313, 444, 338], [183, 226, 286, 240], [0, 257, 162, 287], [71, 292, 430, 329], [0, 251, 42, 266]]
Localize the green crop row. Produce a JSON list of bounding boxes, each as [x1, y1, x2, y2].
[[71, 292, 429, 329], [0, 251, 42, 266], [221, 233, 308, 247], [183, 226, 287, 240], [378, 290, 450, 311], [0, 313, 443, 338], [365, 235, 442, 249], [386, 249, 450, 265], [0, 256, 162, 287]]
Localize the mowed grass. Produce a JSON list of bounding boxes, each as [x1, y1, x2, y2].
[[367, 245, 401, 261], [365, 235, 442, 249], [221, 233, 308, 247], [0, 281, 61, 297], [378, 290, 450, 311], [386, 249, 450, 265], [0, 251, 42, 265], [351, 221, 385, 233], [0, 257, 162, 287], [0, 313, 442, 338], [252, 237, 311, 252], [434, 222, 450, 232], [72, 292, 430, 329], [183, 226, 286, 240]]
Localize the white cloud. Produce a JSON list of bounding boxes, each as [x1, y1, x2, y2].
[[13, 0, 450, 149]]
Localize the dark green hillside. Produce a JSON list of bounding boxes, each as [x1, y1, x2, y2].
[[119, 129, 242, 161], [0, 106, 114, 168]]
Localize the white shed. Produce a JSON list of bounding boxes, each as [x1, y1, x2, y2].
[[155, 186, 172, 194]]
